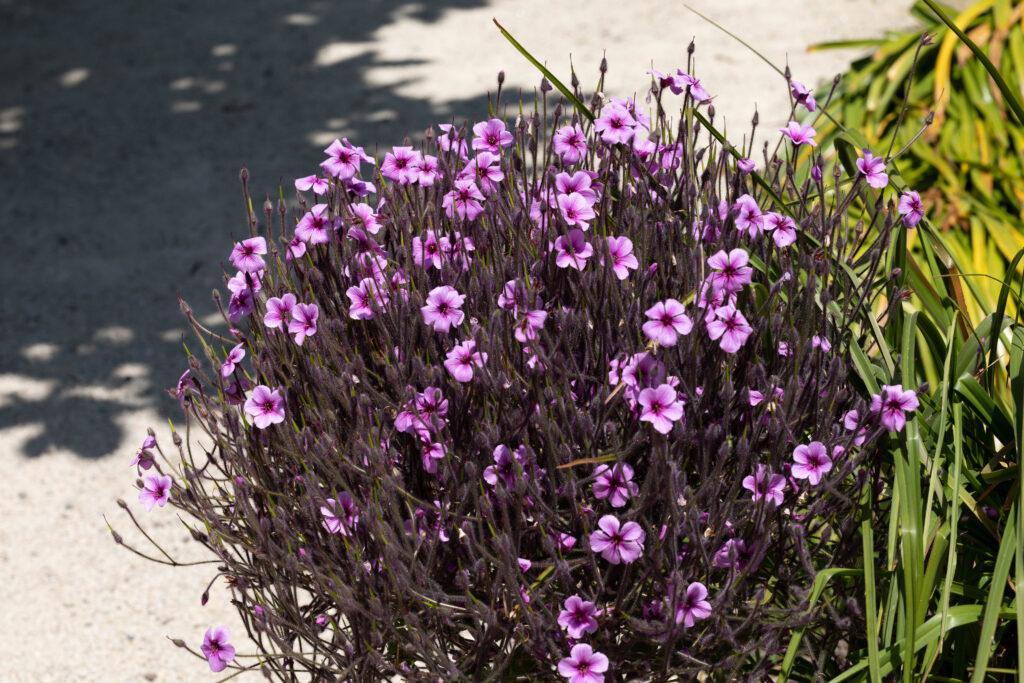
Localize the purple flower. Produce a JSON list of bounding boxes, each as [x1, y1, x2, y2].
[[349, 203, 382, 235], [380, 145, 422, 185], [444, 340, 487, 382], [220, 343, 245, 377], [347, 277, 389, 320], [321, 492, 359, 536], [553, 124, 588, 164], [733, 194, 764, 238], [857, 150, 888, 189], [792, 441, 833, 485], [870, 384, 919, 432], [671, 71, 711, 102], [742, 465, 786, 505], [442, 179, 485, 221], [295, 203, 332, 245], [708, 248, 753, 293], [288, 302, 319, 346], [898, 190, 924, 228], [790, 80, 817, 112], [811, 335, 832, 353], [779, 121, 818, 147], [557, 192, 596, 230], [764, 212, 798, 248], [712, 538, 751, 570], [139, 474, 172, 511], [201, 626, 236, 673], [604, 236, 639, 279], [483, 444, 525, 487], [472, 118, 513, 153], [421, 286, 466, 333], [590, 514, 645, 564], [229, 236, 267, 273], [706, 305, 753, 353], [592, 463, 639, 508], [558, 643, 609, 683], [675, 581, 712, 628], [513, 308, 548, 343], [244, 385, 285, 429], [264, 293, 297, 330], [737, 157, 755, 174], [594, 105, 636, 145], [642, 299, 693, 346], [321, 138, 372, 179], [411, 153, 440, 186], [554, 229, 594, 270], [437, 123, 468, 157], [459, 151, 504, 195], [637, 384, 684, 435], [294, 174, 329, 195], [557, 596, 600, 639], [131, 435, 156, 473]]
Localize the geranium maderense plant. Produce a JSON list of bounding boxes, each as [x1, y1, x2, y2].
[[111, 42, 921, 681]]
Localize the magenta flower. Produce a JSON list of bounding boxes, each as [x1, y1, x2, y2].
[[201, 626, 236, 673], [557, 596, 600, 639], [472, 118, 513, 153], [131, 435, 156, 474], [779, 121, 817, 147], [437, 123, 468, 157], [380, 145, 422, 184], [244, 385, 285, 429], [557, 192, 596, 230], [594, 105, 636, 145], [790, 80, 817, 112], [590, 514, 645, 564], [288, 302, 319, 346], [742, 464, 786, 505], [412, 230, 444, 269], [286, 235, 306, 262], [764, 212, 798, 247], [321, 492, 359, 536], [230, 236, 267, 273], [554, 229, 594, 270], [642, 299, 693, 347], [513, 308, 548, 343], [139, 474, 172, 511], [555, 171, 599, 204], [483, 444, 526, 488], [412, 154, 440, 186], [442, 179, 485, 221], [870, 384, 920, 432], [708, 248, 753, 294], [671, 70, 711, 102], [737, 157, 755, 174], [638, 384, 684, 435], [459, 151, 505, 195], [294, 174, 329, 195], [792, 441, 833, 485], [558, 643, 609, 683], [733, 194, 764, 238], [321, 138, 372, 179], [811, 335, 832, 353], [675, 581, 713, 628], [553, 123, 588, 164], [898, 190, 924, 227], [264, 293, 297, 330], [444, 340, 487, 382], [857, 150, 888, 189], [592, 462, 639, 508], [605, 236, 639, 279], [421, 285, 466, 333], [706, 304, 753, 353], [712, 538, 750, 569], [295, 203, 332, 245], [349, 203, 382, 235], [220, 343, 245, 377]]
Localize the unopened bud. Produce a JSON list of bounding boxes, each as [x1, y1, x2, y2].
[[171, 638, 186, 648], [751, 110, 759, 127], [571, 71, 580, 88], [110, 529, 123, 545], [552, 102, 562, 118], [540, 77, 552, 94], [239, 166, 249, 182], [784, 65, 791, 80], [688, 40, 695, 55], [116, 498, 128, 509], [172, 431, 183, 446], [263, 196, 273, 214], [497, 70, 505, 86], [599, 56, 608, 74], [201, 591, 209, 606]]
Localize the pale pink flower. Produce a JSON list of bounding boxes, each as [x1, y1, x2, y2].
[[589, 514, 645, 564], [638, 384, 684, 434], [421, 286, 466, 333], [792, 441, 833, 485], [139, 474, 172, 511], [642, 299, 693, 346], [779, 121, 817, 147], [857, 151, 888, 189]]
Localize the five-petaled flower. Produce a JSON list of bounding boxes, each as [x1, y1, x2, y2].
[[742, 464, 786, 505], [288, 302, 319, 346], [590, 514, 645, 564], [870, 384, 919, 432], [558, 643, 609, 683], [791, 441, 833, 485], [594, 105, 636, 145], [472, 118, 513, 153], [557, 596, 601, 639], [593, 462, 639, 508], [779, 121, 817, 147], [857, 150, 888, 189], [321, 492, 359, 536], [553, 124, 588, 164], [444, 340, 487, 382], [244, 385, 285, 429], [706, 304, 754, 353], [790, 80, 817, 112], [642, 299, 693, 346], [675, 581, 713, 628], [201, 626, 236, 673], [421, 286, 466, 333], [230, 237, 267, 273], [898, 190, 924, 227], [554, 229, 594, 270], [604, 236, 639, 279], [637, 384, 685, 435], [139, 474, 172, 511], [264, 293, 296, 330]]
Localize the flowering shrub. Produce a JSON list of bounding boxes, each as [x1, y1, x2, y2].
[[113, 52, 921, 681]]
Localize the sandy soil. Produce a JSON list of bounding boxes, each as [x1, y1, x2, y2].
[[0, 0, 931, 680]]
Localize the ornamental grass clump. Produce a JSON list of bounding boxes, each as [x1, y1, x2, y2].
[[114, 47, 916, 681]]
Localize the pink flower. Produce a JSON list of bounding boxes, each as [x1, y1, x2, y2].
[[642, 299, 693, 347], [708, 248, 753, 294], [220, 343, 245, 377], [513, 308, 547, 343], [201, 626, 236, 673], [321, 138, 373, 179], [764, 212, 798, 247], [792, 441, 833, 485], [790, 80, 817, 112], [288, 302, 319, 345], [737, 157, 755, 174], [605, 236, 639, 280], [779, 121, 817, 147], [555, 171, 599, 204], [870, 384, 919, 432], [675, 581, 712, 627], [295, 203, 332, 244], [264, 293, 297, 330], [444, 340, 486, 382], [742, 465, 786, 505], [638, 384, 684, 435], [594, 105, 636, 145], [139, 474, 172, 511], [294, 174, 329, 195], [286, 235, 306, 261], [412, 230, 444, 269], [347, 278, 388, 320], [558, 643, 609, 683], [857, 151, 888, 189], [671, 71, 711, 102], [554, 229, 593, 270], [321, 492, 359, 536], [733, 194, 764, 238], [442, 179, 485, 221], [898, 190, 924, 228], [244, 385, 285, 429], [349, 203, 382, 234], [229, 236, 267, 273], [706, 305, 753, 353], [557, 596, 600, 639], [557, 192, 596, 230], [553, 124, 588, 164], [592, 463, 639, 508], [483, 444, 526, 487], [381, 146, 422, 184], [589, 514, 645, 564], [437, 123, 468, 157], [421, 286, 466, 333], [131, 435, 156, 473], [812, 335, 832, 353], [472, 118, 513, 153], [411, 154, 440, 186], [459, 151, 504, 194]]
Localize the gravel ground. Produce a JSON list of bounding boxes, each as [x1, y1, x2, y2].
[[0, 1, 928, 680]]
